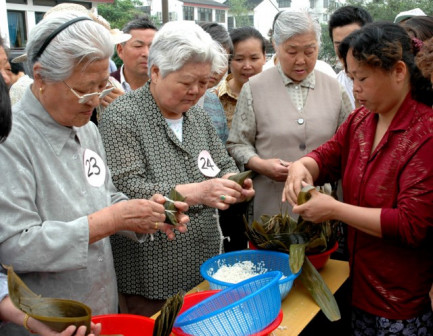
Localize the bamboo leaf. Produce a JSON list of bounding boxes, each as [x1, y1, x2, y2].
[[228, 170, 252, 186], [153, 291, 185, 336], [164, 188, 186, 226], [4, 265, 92, 333], [299, 258, 341, 322], [289, 243, 306, 274], [297, 184, 316, 205]]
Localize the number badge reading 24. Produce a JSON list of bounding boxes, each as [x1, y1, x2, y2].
[[198, 150, 220, 177], [83, 149, 106, 187]]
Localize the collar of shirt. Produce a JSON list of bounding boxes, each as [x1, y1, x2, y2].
[[19, 86, 79, 156], [216, 73, 236, 99], [277, 63, 316, 89], [384, 92, 417, 132], [120, 65, 132, 92]]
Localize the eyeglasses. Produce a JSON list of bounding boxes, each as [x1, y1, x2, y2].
[[63, 80, 114, 104]]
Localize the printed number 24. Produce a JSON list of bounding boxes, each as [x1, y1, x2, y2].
[[200, 157, 214, 170]]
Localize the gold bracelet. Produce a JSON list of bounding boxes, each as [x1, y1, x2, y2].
[[23, 314, 36, 334]]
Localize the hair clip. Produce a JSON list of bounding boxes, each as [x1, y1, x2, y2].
[[412, 37, 423, 54]]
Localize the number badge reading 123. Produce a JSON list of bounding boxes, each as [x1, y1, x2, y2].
[[83, 148, 106, 187], [197, 150, 221, 177]]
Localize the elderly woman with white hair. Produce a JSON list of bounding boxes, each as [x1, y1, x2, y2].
[[227, 10, 352, 223], [0, 13, 189, 335], [99, 21, 255, 316]]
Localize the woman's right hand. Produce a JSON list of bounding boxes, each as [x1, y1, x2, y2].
[[282, 161, 314, 206], [247, 157, 290, 182], [89, 194, 189, 243], [112, 194, 189, 237]]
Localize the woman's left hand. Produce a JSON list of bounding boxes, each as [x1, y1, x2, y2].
[[221, 173, 255, 204], [151, 194, 189, 240], [190, 177, 254, 210], [292, 188, 337, 223]]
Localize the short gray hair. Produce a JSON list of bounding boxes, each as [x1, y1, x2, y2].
[[273, 10, 321, 47], [148, 21, 227, 78], [26, 12, 113, 82]]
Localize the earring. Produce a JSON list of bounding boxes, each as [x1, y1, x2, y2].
[[39, 87, 43, 94]]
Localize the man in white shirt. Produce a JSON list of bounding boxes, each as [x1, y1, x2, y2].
[[111, 17, 157, 92], [328, 5, 373, 109]]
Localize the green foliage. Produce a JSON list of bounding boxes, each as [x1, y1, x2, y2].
[[97, 0, 147, 30], [319, 23, 337, 68], [347, 0, 433, 22], [227, 0, 251, 28], [320, 0, 433, 67]]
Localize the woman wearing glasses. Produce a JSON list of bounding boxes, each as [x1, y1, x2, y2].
[[0, 13, 189, 336]]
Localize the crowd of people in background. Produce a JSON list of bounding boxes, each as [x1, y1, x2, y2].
[[0, 4, 432, 336]]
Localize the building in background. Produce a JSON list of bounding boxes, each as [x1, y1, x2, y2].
[[0, 0, 111, 56], [149, 0, 229, 27], [0, 0, 343, 56], [225, 0, 345, 38]]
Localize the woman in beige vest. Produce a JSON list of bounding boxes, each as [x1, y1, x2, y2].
[[227, 10, 353, 222]]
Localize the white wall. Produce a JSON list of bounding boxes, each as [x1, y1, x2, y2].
[[1, 1, 96, 49], [0, 0, 9, 46], [253, 0, 279, 40]]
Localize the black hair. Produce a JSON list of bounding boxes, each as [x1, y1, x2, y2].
[[0, 74, 12, 143], [230, 26, 266, 56], [9, 58, 25, 75], [339, 21, 433, 107], [199, 22, 233, 54], [0, 35, 12, 143], [400, 16, 433, 41], [122, 16, 157, 35], [328, 5, 373, 42]]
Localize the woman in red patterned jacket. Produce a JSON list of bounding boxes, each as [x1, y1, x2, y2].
[[283, 22, 433, 335]]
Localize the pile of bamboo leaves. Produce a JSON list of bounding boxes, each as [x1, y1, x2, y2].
[[153, 291, 185, 336], [244, 184, 341, 321]]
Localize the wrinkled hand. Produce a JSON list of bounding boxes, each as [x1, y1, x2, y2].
[[260, 158, 290, 182], [113, 194, 188, 240], [198, 178, 254, 210], [239, 177, 255, 202], [152, 194, 189, 240], [31, 320, 101, 336], [292, 187, 337, 223], [100, 88, 124, 108], [282, 161, 314, 206]]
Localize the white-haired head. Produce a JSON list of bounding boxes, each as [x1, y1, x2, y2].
[[26, 12, 113, 82], [148, 21, 227, 78], [273, 10, 321, 48]]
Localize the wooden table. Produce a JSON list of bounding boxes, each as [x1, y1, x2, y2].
[[153, 259, 349, 336]]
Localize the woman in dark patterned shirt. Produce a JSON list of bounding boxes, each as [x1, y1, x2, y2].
[[99, 21, 255, 317]]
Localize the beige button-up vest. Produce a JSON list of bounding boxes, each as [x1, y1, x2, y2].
[[249, 67, 343, 219]]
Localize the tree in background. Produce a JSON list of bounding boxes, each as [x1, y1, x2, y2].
[[97, 0, 158, 67], [320, 0, 433, 69], [226, 0, 253, 29], [319, 23, 336, 67], [98, 0, 149, 29], [347, 0, 432, 22]]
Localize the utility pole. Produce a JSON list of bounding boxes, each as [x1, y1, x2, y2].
[[162, 0, 169, 23]]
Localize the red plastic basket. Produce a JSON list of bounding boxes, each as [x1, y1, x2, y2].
[[249, 241, 338, 270], [92, 313, 155, 336], [306, 242, 338, 270]]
